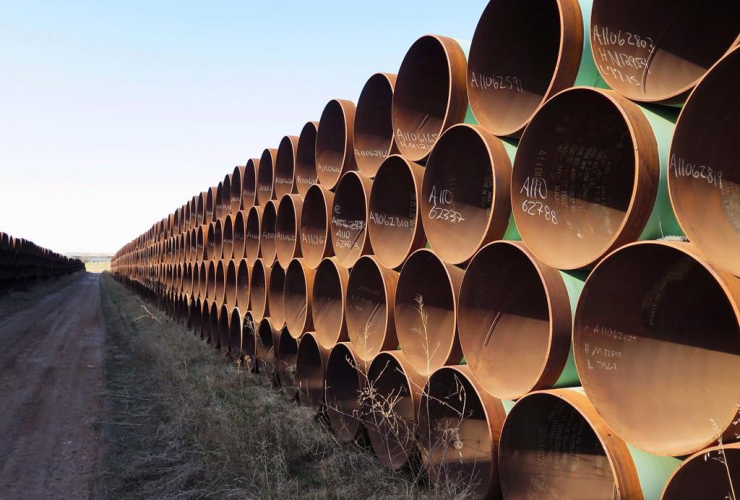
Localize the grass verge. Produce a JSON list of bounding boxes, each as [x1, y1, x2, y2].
[[97, 272, 450, 499]]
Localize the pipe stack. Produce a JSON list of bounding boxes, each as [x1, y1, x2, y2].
[[0, 232, 83, 293], [112, 2, 740, 498]]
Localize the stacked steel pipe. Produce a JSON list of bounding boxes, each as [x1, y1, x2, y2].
[[112, 2, 740, 498], [0, 232, 83, 293]]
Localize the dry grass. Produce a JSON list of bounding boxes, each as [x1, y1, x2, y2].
[[97, 273, 460, 500]]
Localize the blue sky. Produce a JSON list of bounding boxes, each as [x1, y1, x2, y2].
[[0, 0, 488, 254]]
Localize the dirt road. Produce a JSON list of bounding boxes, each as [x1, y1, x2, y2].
[[0, 273, 104, 499]]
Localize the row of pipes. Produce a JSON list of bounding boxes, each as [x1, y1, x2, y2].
[[0, 232, 84, 293], [112, 1, 740, 498]]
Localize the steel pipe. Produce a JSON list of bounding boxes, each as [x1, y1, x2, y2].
[[277, 327, 299, 400], [367, 155, 426, 270], [274, 135, 299, 198], [229, 307, 243, 358], [324, 342, 365, 442], [222, 214, 233, 260], [300, 184, 334, 269], [243, 158, 259, 210], [224, 258, 237, 306], [214, 259, 226, 306], [218, 304, 230, 352], [468, 0, 602, 137], [668, 46, 740, 277], [512, 87, 681, 270], [235, 258, 249, 309], [316, 99, 356, 190], [346, 255, 398, 362], [295, 332, 329, 410], [573, 242, 740, 456], [208, 301, 219, 348], [364, 351, 425, 470], [458, 241, 584, 400], [284, 258, 315, 339], [256, 317, 280, 386], [661, 443, 740, 500], [232, 210, 246, 260], [267, 263, 286, 329], [245, 206, 262, 265], [590, 0, 740, 104], [260, 200, 278, 268], [275, 194, 303, 268], [392, 35, 471, 163], [312, 257, 349, 350], [257, 148, 278, 206], [418, 365, 506, 500], [331, 171, 373, 268], [231, 165, 245, 214], [354, 73, 397, 178], [295, 121, 319, 197], [250, 258, 270, 322], [242, 311, 257, 362], [214, 218, 224, 261], [422, 124, 517, 265], [205, 186, 218, 224]]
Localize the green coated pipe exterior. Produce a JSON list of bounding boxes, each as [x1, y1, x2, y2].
[[456, 39, 478, 126], [575, 0, 607, 88], [637, 104, 684, 239], [552, 270, 587, 388]]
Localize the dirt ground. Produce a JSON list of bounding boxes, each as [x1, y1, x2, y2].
[[0, 273, 104, 500]]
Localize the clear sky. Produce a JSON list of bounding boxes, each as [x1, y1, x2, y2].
[[0, 0, 488, 254]]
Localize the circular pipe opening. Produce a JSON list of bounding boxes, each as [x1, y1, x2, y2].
[[422, 124, 512, 265], [224, 259, 237, 306], [275, 135, 299, 198], [214, 260, 226, 306], [257, 148, 277, 206], [418, 366, 505, 499], [662, 444, 740, 500], [346, 256, 398, 362], [368, 155, 426, 270], [229, 307, 242, 357], [325, 342, 365, 442], [468, 0, 585, 137], [214, 219, 224, 260], [215, 181, 225, 221], [459, 241, 573, 400], [232, 210, 246, 260], [295, 121, 319, 197], [218, 304, 230, 351], [512, 87, 658, 270], [392, 35, 469, 163], [231, 166, 245, 214], [242, 311, 257, 360], [276, 194, 303, 268], [300, 184, 334, 269], [574, 242, 740, 456], [256, 317, 279, 386], [499, 390, 637, 499], [222, 215, 233, 260], [243, 158, 259, 210], [236, 258, 249, 309], [669, 46, 740, 277], [331, 171, 373, 268], [296, 332, 328, 410], [245, 206, 261, 265], [395, 249, 463, 376], [277, 327, 299, 399], [260, 201, 278, 267], [591, 0, 740, 103], [284, 259, 315, 338], [365, 351, 423, 470], [200, 299, 210, 340], [206, 223, 216, 261], [196, 226, 206, 263], [198, 262, 207, 299], [268, 263, 286, 329], [316, 99, 356, 190], [206, 260, 216, 301], [205, 186, 218, 224], [312, 257, 349, 350], [189, 229, 197, 263], [354, 73, 397, 177], [209, 302, 219, 348], [250, 259, 270, 322]]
